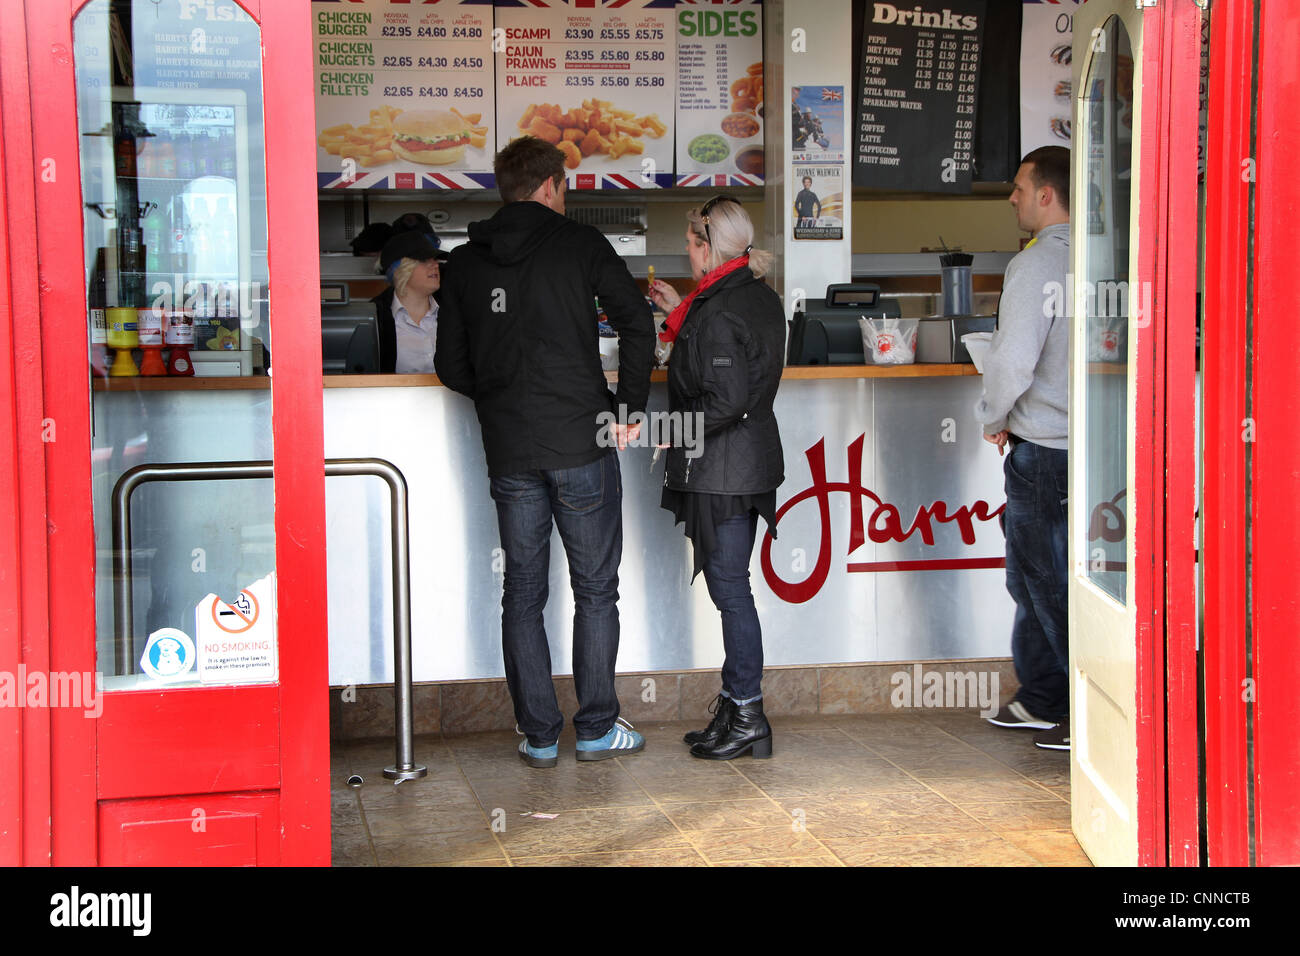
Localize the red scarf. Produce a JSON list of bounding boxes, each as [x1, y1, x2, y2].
[[658, 254, 750, 343]]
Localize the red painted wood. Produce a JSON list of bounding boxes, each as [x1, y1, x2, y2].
[[1201, 0, 1254, 867], [26, 0, 101, 866], [1251, 0, 1300, 868], [1130, 1, 1168, 868], [261, 0, 330, 866], [96, 687, 281, 800], [0, 38, 24, 870], [1158, 0, 1203, 869], [98, 791, 279, 866], [4, 0, 58, 867]]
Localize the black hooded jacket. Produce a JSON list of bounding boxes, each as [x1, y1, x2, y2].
[[434, 201, 655, 478]]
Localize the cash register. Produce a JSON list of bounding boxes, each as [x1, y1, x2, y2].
[[787, 283, 901, 365]]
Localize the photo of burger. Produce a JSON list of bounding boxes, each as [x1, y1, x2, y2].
[[390, 109, 473, 166]]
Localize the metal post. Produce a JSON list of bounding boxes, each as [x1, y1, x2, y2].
[[110, 458, 426, 781]]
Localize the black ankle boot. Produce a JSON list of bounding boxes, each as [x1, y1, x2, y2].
[[689, 699, 772, 760], [683, 694, 736, 746]]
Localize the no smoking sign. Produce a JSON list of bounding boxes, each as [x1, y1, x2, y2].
[[195, 571, 278, 684]]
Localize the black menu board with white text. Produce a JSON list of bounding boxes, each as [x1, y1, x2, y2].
[[852, 0, 986, 193]]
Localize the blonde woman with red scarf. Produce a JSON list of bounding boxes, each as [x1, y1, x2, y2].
[[648, 196, 786, 760]]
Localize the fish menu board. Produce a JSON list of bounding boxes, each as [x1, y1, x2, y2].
[[675, 0, 765, 187], [852, 0, 986, 194], [314, 0, 497, 189], [494, 0, 677, 189]]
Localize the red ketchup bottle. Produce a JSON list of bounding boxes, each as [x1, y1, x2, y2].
[[164, 310, 195, 376]]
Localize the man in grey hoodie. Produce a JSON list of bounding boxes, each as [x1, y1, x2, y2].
[[976, 146, 1072, 751]]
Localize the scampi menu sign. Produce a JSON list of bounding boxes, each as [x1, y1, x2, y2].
[[852, 0, 986, 194], [494, 0, 677, 189]]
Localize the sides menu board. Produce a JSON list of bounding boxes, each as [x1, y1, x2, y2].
[[675, 0, 765, 187], [494, 0, 676, 189], [314, 0, 496, 189], [851, 0, 986, 194]]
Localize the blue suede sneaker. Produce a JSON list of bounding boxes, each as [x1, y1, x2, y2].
[[516, 729, 558, 769], [575, 718, 645, 761]]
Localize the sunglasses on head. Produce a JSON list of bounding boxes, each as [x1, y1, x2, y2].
[[699, 194, 740, 245]]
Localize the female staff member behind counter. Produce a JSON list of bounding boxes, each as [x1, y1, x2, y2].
[[648, 196, 785, 761], [368, 230, 448, 374]]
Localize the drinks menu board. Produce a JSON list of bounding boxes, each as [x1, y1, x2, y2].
[[313, 0, 497, 189], [852, 0, 986, 194], [675, 0, 765, 187], [494, 0, 677, 189]]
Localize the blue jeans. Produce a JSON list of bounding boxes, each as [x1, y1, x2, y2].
[[490, 451, 623, 747], [701, 511, 764, 702], [1002, 439, 1069, 721]]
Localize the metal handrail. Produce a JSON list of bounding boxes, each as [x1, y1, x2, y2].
[[110, 458, 427, 782]]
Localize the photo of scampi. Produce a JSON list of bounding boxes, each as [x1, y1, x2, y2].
[[317, 104, 490, 170]]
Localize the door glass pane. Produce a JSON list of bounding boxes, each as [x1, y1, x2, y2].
[[74, 0, 276, 688], [1081, 15, 1133, 602]]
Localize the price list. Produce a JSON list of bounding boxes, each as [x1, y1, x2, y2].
[[313, 0, 496, 187], [495, 0, 676, 189], [675, 0, 765, 184], [851, 0, 986, 194]]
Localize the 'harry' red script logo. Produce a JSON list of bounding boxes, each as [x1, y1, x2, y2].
[[760, 436, 1006, 604]]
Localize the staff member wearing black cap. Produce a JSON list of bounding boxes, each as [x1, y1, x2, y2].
[[371, 230, 448, 374]]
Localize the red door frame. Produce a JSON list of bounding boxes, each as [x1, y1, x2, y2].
[[0, 0, 57, 866], [1247, 0, 1300, 867], [14, 0, 328, 865], [1151, 0, 1202, 868], [1201, 0, 1254, 868], [1124, 0, 1202, 867]]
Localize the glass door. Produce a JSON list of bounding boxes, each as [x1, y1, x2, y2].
[[1068, 0, 1143, 867]]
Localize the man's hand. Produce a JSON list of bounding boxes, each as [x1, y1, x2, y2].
[[610, 422, 641, 450], [983, 430, 1009, 456]]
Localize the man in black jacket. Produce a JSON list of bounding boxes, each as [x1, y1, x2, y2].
[[435, 137, 655, 767]]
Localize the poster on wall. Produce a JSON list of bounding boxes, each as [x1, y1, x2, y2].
[[1019, 0, 1081, 155], [494, 0, 677, 189], [675, 0, 765, 187], [313, 0, 497, 190], [791, 85, 846, 165], [791, 165, 844, 240], [851, 0, 987, 194]]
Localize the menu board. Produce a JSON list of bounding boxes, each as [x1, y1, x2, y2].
[[852, 0, 986, 194], [313, 0, 496, 189], [675, 0, 765, 187], [495, 0, 676, 189]]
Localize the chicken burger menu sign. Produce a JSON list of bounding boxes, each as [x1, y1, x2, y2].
[[314, 0, 497, 189]]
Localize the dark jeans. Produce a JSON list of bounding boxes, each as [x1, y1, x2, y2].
[[701, 511, 764, 702], [1003, 439, 1069, 721], [489, 451, 623, 747]]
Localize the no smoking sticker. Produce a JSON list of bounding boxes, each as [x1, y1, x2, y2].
[[195, 571, 277, 684]]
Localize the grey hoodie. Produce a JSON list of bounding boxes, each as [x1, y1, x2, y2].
[[975, 221, 1070, 449]]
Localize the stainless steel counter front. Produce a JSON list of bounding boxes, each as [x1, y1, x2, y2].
[[90, 368, 1014, 684], [321, 367, 1014, 684]]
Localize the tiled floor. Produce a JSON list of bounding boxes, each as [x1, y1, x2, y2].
[[331, 711, 1091, 867]]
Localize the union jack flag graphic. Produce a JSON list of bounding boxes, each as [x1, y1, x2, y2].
[[821, 88, 842, 102]]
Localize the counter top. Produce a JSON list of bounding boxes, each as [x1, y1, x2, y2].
[[93, 363, 980, 392]]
